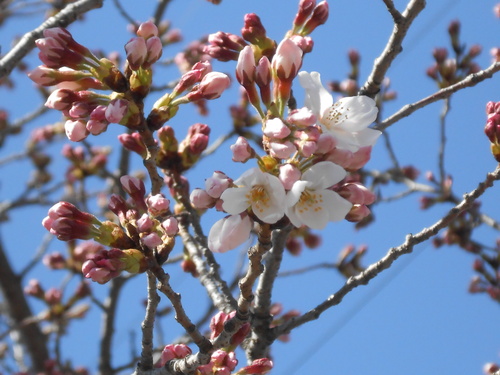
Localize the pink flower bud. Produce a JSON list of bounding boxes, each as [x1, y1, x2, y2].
[[161, 217, 179, 236], [238, 358, 273, 374], [24, 279, 44, 298], [289, 35, 314, 53], [208, 213, 253, 253], [236, 46, 256, 87], [136, 213, 154, 232], [271, 39, 303, 81], [86, 119, 108, 135], [120, 175, 146, 198], [346, 204, 371, 222], [230, 136, 254, 162], [44, 288, 62, 305], [118, 133, 147, 158], [125, 37, 147, 70], [205, 171, 232, 199], [137, 20, 159, 38], [269, 140, 296, 159], [255, 56, 272, 88], [293, 0, 316, 29], [190, 188, 216, 209], [279, 164, 301, 190], [43, 252, 66, 269], [187, 72, 231, 101], [144, 37, 163, 68], [141, 232, 163, 248], [302, 1, 329, 35], [65, 119, 89, 142], [288, 107, 317, 127], [146, 194, 170, 216], [263, 118, 291, 139], [105, 99, 129, 123], [155, 344, 192, 368], [46, 88, 77, 110], [337, 183, 375, 205]]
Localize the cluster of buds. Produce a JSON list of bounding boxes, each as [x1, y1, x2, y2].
[[190, 171, 233, 211], [147, 61, 230, 130], [42, 201, 135, 248], [468, 241, 500, 304], [284, 227, 321, 255], [426, 20, 481, 88], [335, 244, 367, 278], [124, 21, 163, 97], [187, 1, 382, 254], [82, 248, 148, 284], [62, 143, 109, 182], [43, 241, 104, 273], [24, 279, 90, 321], [29, 27, 145, 142], [42, 175, 179, 283], [485, 101, 500, 162], [155, 344, 192, 368], [196, 350, 238, 375]]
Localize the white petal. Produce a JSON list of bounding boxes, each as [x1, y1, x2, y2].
[[302, 161, 347, 189], [323, 190, 353, 221], [298, 71, 333, 119], [221, 187, 251, 214], [352, 127, 382, 148], [286, 180, 308, 207]]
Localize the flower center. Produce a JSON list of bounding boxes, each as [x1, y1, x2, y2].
[[247, 185, 271, 214], [324, 102, 349, 128], [296, 190, 324, 214]]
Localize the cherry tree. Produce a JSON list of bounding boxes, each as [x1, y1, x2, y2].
[[0, 0, 500, 374]]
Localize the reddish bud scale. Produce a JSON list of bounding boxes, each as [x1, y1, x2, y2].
[[301, 1, 329, 35], [293, 0, 316, 29]]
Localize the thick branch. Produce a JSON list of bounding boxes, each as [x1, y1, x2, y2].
[[246, 226, 291, 361], [274, 164, 500, 337], [0, 237, 49, 372], [0, 0, 104, 79], [375, 62, 500, 131], [359, 0, 426, 98]]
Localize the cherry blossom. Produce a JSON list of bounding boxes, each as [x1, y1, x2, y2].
[[286, 161, 352, 229], [298, 71, 380, 152], [220, 168, 286, 224]]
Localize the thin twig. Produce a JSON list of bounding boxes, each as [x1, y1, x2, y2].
[[375, 62, 500, 131], [0, 0, 105, 79], [274, 164, 500, 337], [359, 0, 426, 97]]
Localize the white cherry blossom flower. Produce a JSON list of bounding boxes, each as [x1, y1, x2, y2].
[[298, 71, 381, 152], [286, 161, 352, 229], [220, 168, 286, 224]]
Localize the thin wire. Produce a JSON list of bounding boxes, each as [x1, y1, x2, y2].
[[284, 243, 429, 374]]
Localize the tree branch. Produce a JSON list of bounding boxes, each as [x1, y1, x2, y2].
[[375, 62, 500, 131], [0, 236, 49, 372], [359, 0, 426, 98], [274, 164, 500, 337], [0, 0, 104, 79]]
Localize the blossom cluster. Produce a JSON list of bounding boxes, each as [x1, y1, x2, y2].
[[186, 0, 382, 253], [42, 176, 178, 283]]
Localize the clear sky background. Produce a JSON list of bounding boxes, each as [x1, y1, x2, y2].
[[1, 0, 500, 374]]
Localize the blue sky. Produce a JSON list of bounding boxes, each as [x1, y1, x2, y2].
[[1, 0, 500, 374]]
